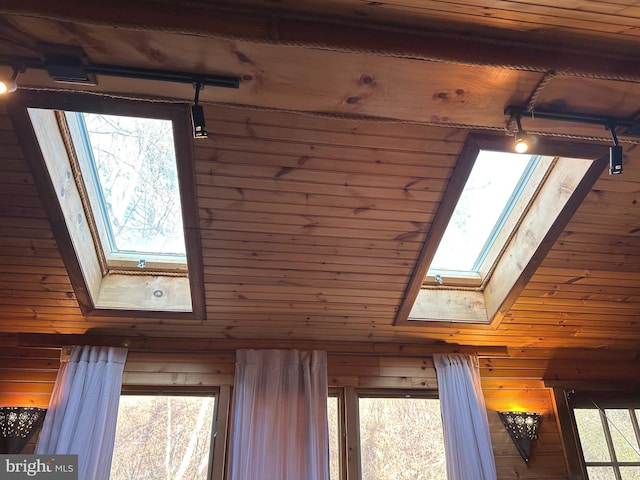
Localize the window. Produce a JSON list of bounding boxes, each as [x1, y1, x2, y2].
[[9, 92, 205, 316], [398, 135, 606, 325], [328, 391, 343, 480], [571, 399, 640, 480], [111, 394, 217, 480], [555, 389, 640, 480], [357, 393, 446, 480], [65, 112, 187, 270], [427, 151, 548, 288], [331, 389, 445, 480]]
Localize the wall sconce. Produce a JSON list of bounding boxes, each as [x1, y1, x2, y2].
[[498, 411, 542, 462], [0, 407, 47, 454]]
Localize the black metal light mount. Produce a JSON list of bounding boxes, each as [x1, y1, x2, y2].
[[504, 105, 639, 176], [191, 82, 207, 139], [608, 125, 623, 175]]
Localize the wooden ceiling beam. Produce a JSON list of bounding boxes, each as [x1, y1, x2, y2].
[[2, 0, 640, 83], [15, 333, 509, 357]]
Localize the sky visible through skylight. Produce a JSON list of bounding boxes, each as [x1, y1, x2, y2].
[[428, 150, 534, 274], [79, 112, 186, 258]]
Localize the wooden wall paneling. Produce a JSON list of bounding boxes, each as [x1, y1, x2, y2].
[[0, 346, 58, 408], [205, 106, 466, 137], [482, 353, 568, 480], [11, 336, 640, 480]]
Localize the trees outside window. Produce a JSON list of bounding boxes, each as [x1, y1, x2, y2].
[[110, 395, 216, 480]]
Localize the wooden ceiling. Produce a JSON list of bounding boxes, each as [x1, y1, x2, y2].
[[0, 0, 640, 350]]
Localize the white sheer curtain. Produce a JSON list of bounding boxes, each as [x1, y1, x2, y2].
[[434, 353, 497, 480], [228, 349, 329, 480], [36, 345, 127, 480]]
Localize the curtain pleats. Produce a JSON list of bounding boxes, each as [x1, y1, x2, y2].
[[228, 349, 329, 480], [434, 353, 497, 480], [36, 345, 127, 480]]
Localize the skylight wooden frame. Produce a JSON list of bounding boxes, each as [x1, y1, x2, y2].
[[395, 134, 608, 328], [7, 90, 206, 319]]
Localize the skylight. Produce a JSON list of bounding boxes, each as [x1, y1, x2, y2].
[[397, 134, 604, 325], [428, 151, 539, 279], [66, 112, 186, 264], [82, 113, 185, 256], [21, 96, 204, 316]]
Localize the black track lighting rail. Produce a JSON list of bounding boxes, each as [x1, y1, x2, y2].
[[504, 105, 638, 134], [0, 50, 239, 138], [0, 55, 239, 90], [505, 105, 628, 175], [85, 63, 239, 89]]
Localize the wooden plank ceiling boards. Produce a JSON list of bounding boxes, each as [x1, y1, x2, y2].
[[0, 0, 639, 350]]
